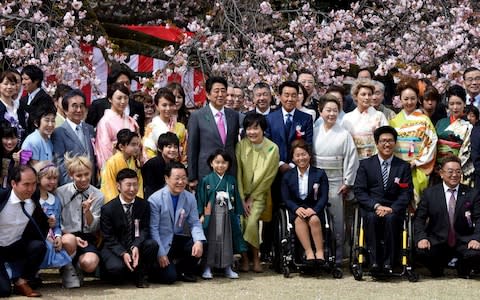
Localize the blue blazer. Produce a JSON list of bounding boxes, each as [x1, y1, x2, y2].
[[354, 155, 413, 214], [148, 186, 206, 257], [51, 121, 97, 186], [281, 166, 329, 215], [265, 108, 313, 163]]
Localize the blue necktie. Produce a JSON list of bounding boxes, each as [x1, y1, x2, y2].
[[285, 113, 292, 137]]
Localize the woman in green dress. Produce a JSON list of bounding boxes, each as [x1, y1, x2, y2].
[[236, 113, 279, 272]]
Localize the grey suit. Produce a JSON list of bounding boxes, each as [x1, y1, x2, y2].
[[187, 105, 239, 182], [52, 120, 97, 186]]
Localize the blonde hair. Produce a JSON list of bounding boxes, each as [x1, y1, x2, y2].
[[33, 161, 59, 179], [64, 153, 92, 175], [350, 78, 375, 101]]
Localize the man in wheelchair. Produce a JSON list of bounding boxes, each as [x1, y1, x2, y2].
[[354, 126, 413, 274], [282, 140, 329, 265]]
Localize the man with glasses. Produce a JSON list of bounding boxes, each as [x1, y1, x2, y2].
[[354, 126, 413, 275], [414, 155, 480, 278], [463, 67, 480, 108]]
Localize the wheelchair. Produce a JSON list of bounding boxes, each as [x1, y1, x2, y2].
[[349, 206, 418, 282], [271, 204, 343, 278]]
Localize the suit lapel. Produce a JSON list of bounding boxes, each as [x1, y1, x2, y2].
[[206, 106, 223, 144], [307, 168, 315, 198], [454, 186, 468, 220], [437, 185, 450, 221], [62, 122, 84, 150], [175, 193, 187, 223], [112, 198, 128, 226], [163, 189, 175, 224], [224, 109, 233, 143]]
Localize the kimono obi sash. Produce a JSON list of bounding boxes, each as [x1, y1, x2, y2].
[[394, 136, 422, 162], [437, 139, 461, 164], [314, 155, 343, 181]]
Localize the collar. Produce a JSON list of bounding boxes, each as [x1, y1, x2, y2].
[[297, 166, 310, 177], [256, 107, 270, 115], [209, 103, 225, 117], [40, 192, 56, 206], [66, 118, 82, 132], [378, 155, 393, 166], [10, 190, 33, 204], [29, 87, 41, 97], [442, 182, 459, 193], [281, 107, 295, 117], [119, 194, 135, 206]]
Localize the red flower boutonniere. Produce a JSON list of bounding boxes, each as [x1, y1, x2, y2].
[[295, 125, 305, 139], [394, 177, 409, 188]]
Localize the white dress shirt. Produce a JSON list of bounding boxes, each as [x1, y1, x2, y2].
[[209, 103, 227, 135], [27, 87, 41, 105], [0, 192, 34, 246], [443, 182, 459, 208], [298, 167, 310, 200]]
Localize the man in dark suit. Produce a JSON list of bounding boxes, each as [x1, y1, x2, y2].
[[19, 65, 55, 134], [471, 124, 480, 189], [52, 90, 97, 186], [0, 165, 48, 297], [354, 126, 413, 274], [187, 76, 239, 190], [85, 66, 145, 135], [100, 168, 158, 287], [414, 155, 480, 278]]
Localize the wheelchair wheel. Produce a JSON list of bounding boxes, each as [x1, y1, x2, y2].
[[272, 209, 289, 273], [406, 268, 419, 282], [352, 264, 363, 281], [332, 267, 343, 279]]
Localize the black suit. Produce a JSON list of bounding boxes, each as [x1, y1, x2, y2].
[[19, 89, 54, 135], [471, 124, 480, 189], [0, 101, 27, 142], [100, 196, 158, 282], [141, 155, 167, 200], [86, 98, 145, 136], [354, 155, 413, 267], [0, 188, 48, 297], [414, 183, 480, 276]]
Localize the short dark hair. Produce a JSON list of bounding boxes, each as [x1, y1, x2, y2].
[[421, 86, 440, 104], [396, 78, 419, 96], [252, 82, 271, 93], [32, 104, 57, 128], [297, 69, 314, 78], [205, 76, 228, 94], [107, 64, 133, 85], [116, 168, 138, 183], [157, 132, 180, 151], [357, 67, 373, 78], [326, 85, 346, 100], [463, 67, 480, 80], [290, 139, 312, 158], [107, 82, 130, 99], [21, 65, 44, 86], [374, 126, 398, 144], [9, 164, 36, 184], [116, 129, 138, 150], [279, 81, 299, 95], [154, 87, 175, 105], [55, 84, 74, 106], [318, 94, 341, 112], [207, 149, 232, 171], [62, 89, 86, 111], [0, 119, 19, 139], [165, 161, 187, 177], [446, 84, 466, 103], [466, 105, 479, 120], [440, 154, 462, 169], [243, 113, 267, 131]]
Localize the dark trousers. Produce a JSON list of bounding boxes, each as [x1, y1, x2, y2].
[[101, 239, 158, 283], [261, 172, 284, 257], [0, 238, 46, 297], [364, 211, 402, 266], [149, 235, 199, 284], [416, 243, 480, 276]]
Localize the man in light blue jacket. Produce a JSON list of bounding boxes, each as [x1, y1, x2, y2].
[[148, 162, 205, 284]]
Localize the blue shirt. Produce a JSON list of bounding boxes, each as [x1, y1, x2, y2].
[[171, 194, 179, 213]]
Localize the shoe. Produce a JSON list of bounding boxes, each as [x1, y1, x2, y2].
[[61, 263, 80, 289], [202, 267, 213, 280], [75, 263, 84, 285], [448, 257, 458, 268], [383, 265, 393, 274], [315, 258, 325, 266], [370, 264, 381, 274], [135, 278, 150, 288], [14, 282, 41, 297], [179, 272, 197, 282], [225, 266, 239, 279]]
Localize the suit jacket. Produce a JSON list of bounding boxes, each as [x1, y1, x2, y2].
[[471, 124, 480, 188], [148, 186, 206, 257], [141, 155, 166, 200], [19, 89, 54, 135], [187, 105, 239, 181], [0, 101, 27, 139], [51, 121, 97, 186], [0, 188, 48, 242], [414, 183, 480, 246], [85, 98, 145, 136], [354, 155, 413, 214], [265, 108, 313, 163], [100, 196, 151, 257], [281, 166, 329, 215]]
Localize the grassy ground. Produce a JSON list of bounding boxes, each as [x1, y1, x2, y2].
[[8, 267, 480, 300]]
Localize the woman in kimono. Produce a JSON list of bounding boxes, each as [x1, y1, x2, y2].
[[389, 79, 437, 206], [142, 88, 187, 163], [95, 82, 138, 170], [313, 94, 359, 266], [100, 129, 143, 203], [342, 78, 388, 160], [197, 149, 245, 280], [236, 113, 279, 272], [435, 85, 473, 185]]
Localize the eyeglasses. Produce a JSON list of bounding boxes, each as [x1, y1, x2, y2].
[[378, 139, 395, 145], [442, 169, 462, 176], [465, 77, 480, 83]]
